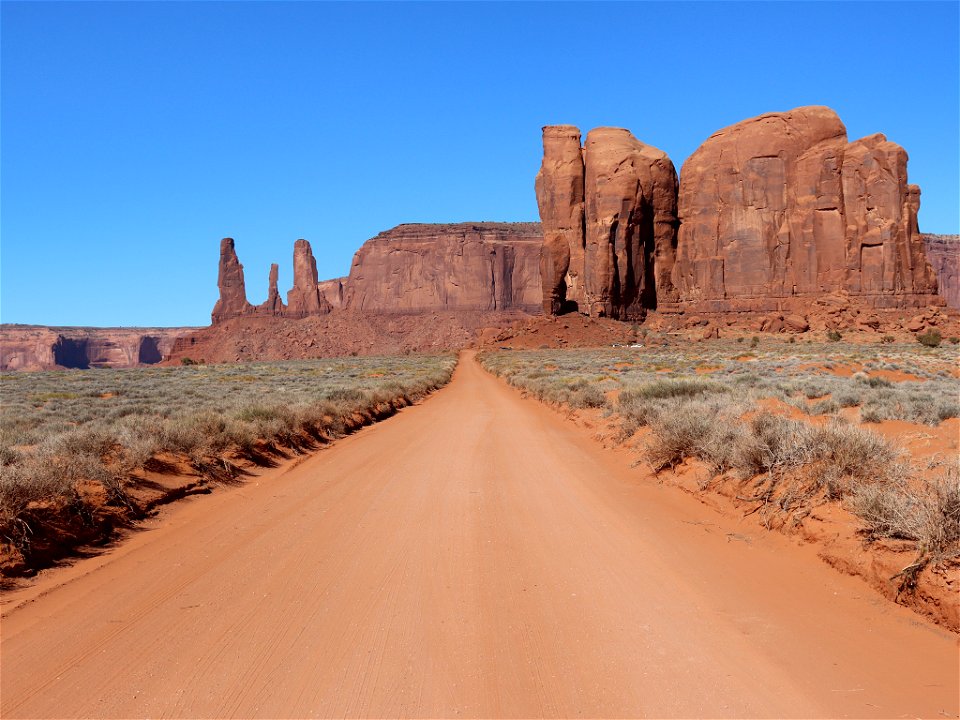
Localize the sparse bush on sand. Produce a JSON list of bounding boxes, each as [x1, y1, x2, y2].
[[848, 469, 959, 559], [916, 329, 942, 348]]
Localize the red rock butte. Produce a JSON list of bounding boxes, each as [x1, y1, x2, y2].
[[537, 106, 946, 319]]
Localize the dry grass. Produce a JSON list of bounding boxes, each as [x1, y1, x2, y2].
[[478, 341, 958, 563], [0, 354, 456, 563]]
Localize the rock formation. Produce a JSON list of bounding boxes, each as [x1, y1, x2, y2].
[[582, 128, 678, 318], [342, 223, 542, 313], [923, 234, 960, 309], [286, 240, 332, 318], [255, 264, 286, 316], [0, 326, 194, 371], [536, 125, 678, 320], [535, 126, 583, 314], [211, 238, 252, 323], [318, 279, 346, 310], [669, 106, 941, 312]]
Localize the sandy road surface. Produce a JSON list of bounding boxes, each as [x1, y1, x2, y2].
[[2, 352, 957, 718]]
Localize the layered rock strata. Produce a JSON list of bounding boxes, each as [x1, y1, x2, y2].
[[536, 125, 678, 319], [669, 106, 941, 312], [342, 223, 543, 313]]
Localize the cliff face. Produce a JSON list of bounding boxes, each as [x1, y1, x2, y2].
[[535, 126, 584, 315], [923, 234, 960, 309], [536, 107, 946, 318], [342, 223, 543, 313], [0, 326, 195, 371], [535, 125, 678, 320], [669, 106, 941, 312]]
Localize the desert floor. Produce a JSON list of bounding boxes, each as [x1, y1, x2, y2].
[[2, 352, 957, 718]]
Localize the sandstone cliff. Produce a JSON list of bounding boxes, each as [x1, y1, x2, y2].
[[535, 126, 584, 315], [923, 234, 960, 309], [317, 279, 346, 310], [669, 106, 941, 313], [536, 125, 678, 320], [342, 223, 543, 313], [0, 326, 195, 371], [537, 108, 946, 319]]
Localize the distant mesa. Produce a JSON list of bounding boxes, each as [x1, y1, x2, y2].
[[0, 326, 195, 371], [211, 223, 543, 324]]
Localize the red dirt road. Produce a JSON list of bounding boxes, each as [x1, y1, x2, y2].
[[2, 353, 957, 718]]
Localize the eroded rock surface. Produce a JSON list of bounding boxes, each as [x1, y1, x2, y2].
[[255, 264, 286, 316], [536, 125, 678, 319], [286, 240, 332, 318], [211, 238, 252, 323], [318, 279, 346, 310], [0, 326, 194, 371], [342, 223, 543, 313], [583, 128, 678, 318], [535, 126, 584, 314], [669, 106, 940, 312], [923, 234, 960, 309]]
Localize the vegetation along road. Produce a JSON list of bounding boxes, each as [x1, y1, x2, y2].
[[2, 352, 957, 718]]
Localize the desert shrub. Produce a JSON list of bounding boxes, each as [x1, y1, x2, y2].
[[834, 389, 862, 408], [858, 376, 892, 389], [860, 389, 959, 426], [645, 398, 739, 472], [827, 330, 843, 342], [812, 419, 903, 490], [569, 385, 606, 409], [949, 337, 960, 345], [880, 335, 895, 344], [624, 378, 726, 400], [917, 329, 942, 348], [809, 398, 839, 415], [0, 445, 21, 467], [180, 357, 197, 366], [326, 387, 366, 404], [750, 337, 760, 348], [802, 381, 829, 399], [848, 471, 959, 556], [732, 412, 815, 477]]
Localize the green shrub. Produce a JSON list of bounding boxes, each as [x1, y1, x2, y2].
[[917, 329, 942, 348]]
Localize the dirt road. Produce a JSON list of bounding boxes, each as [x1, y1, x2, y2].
[[2, 352, 957, 718]]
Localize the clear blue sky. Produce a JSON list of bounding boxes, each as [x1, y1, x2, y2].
[[2, 1, 958, 327]]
